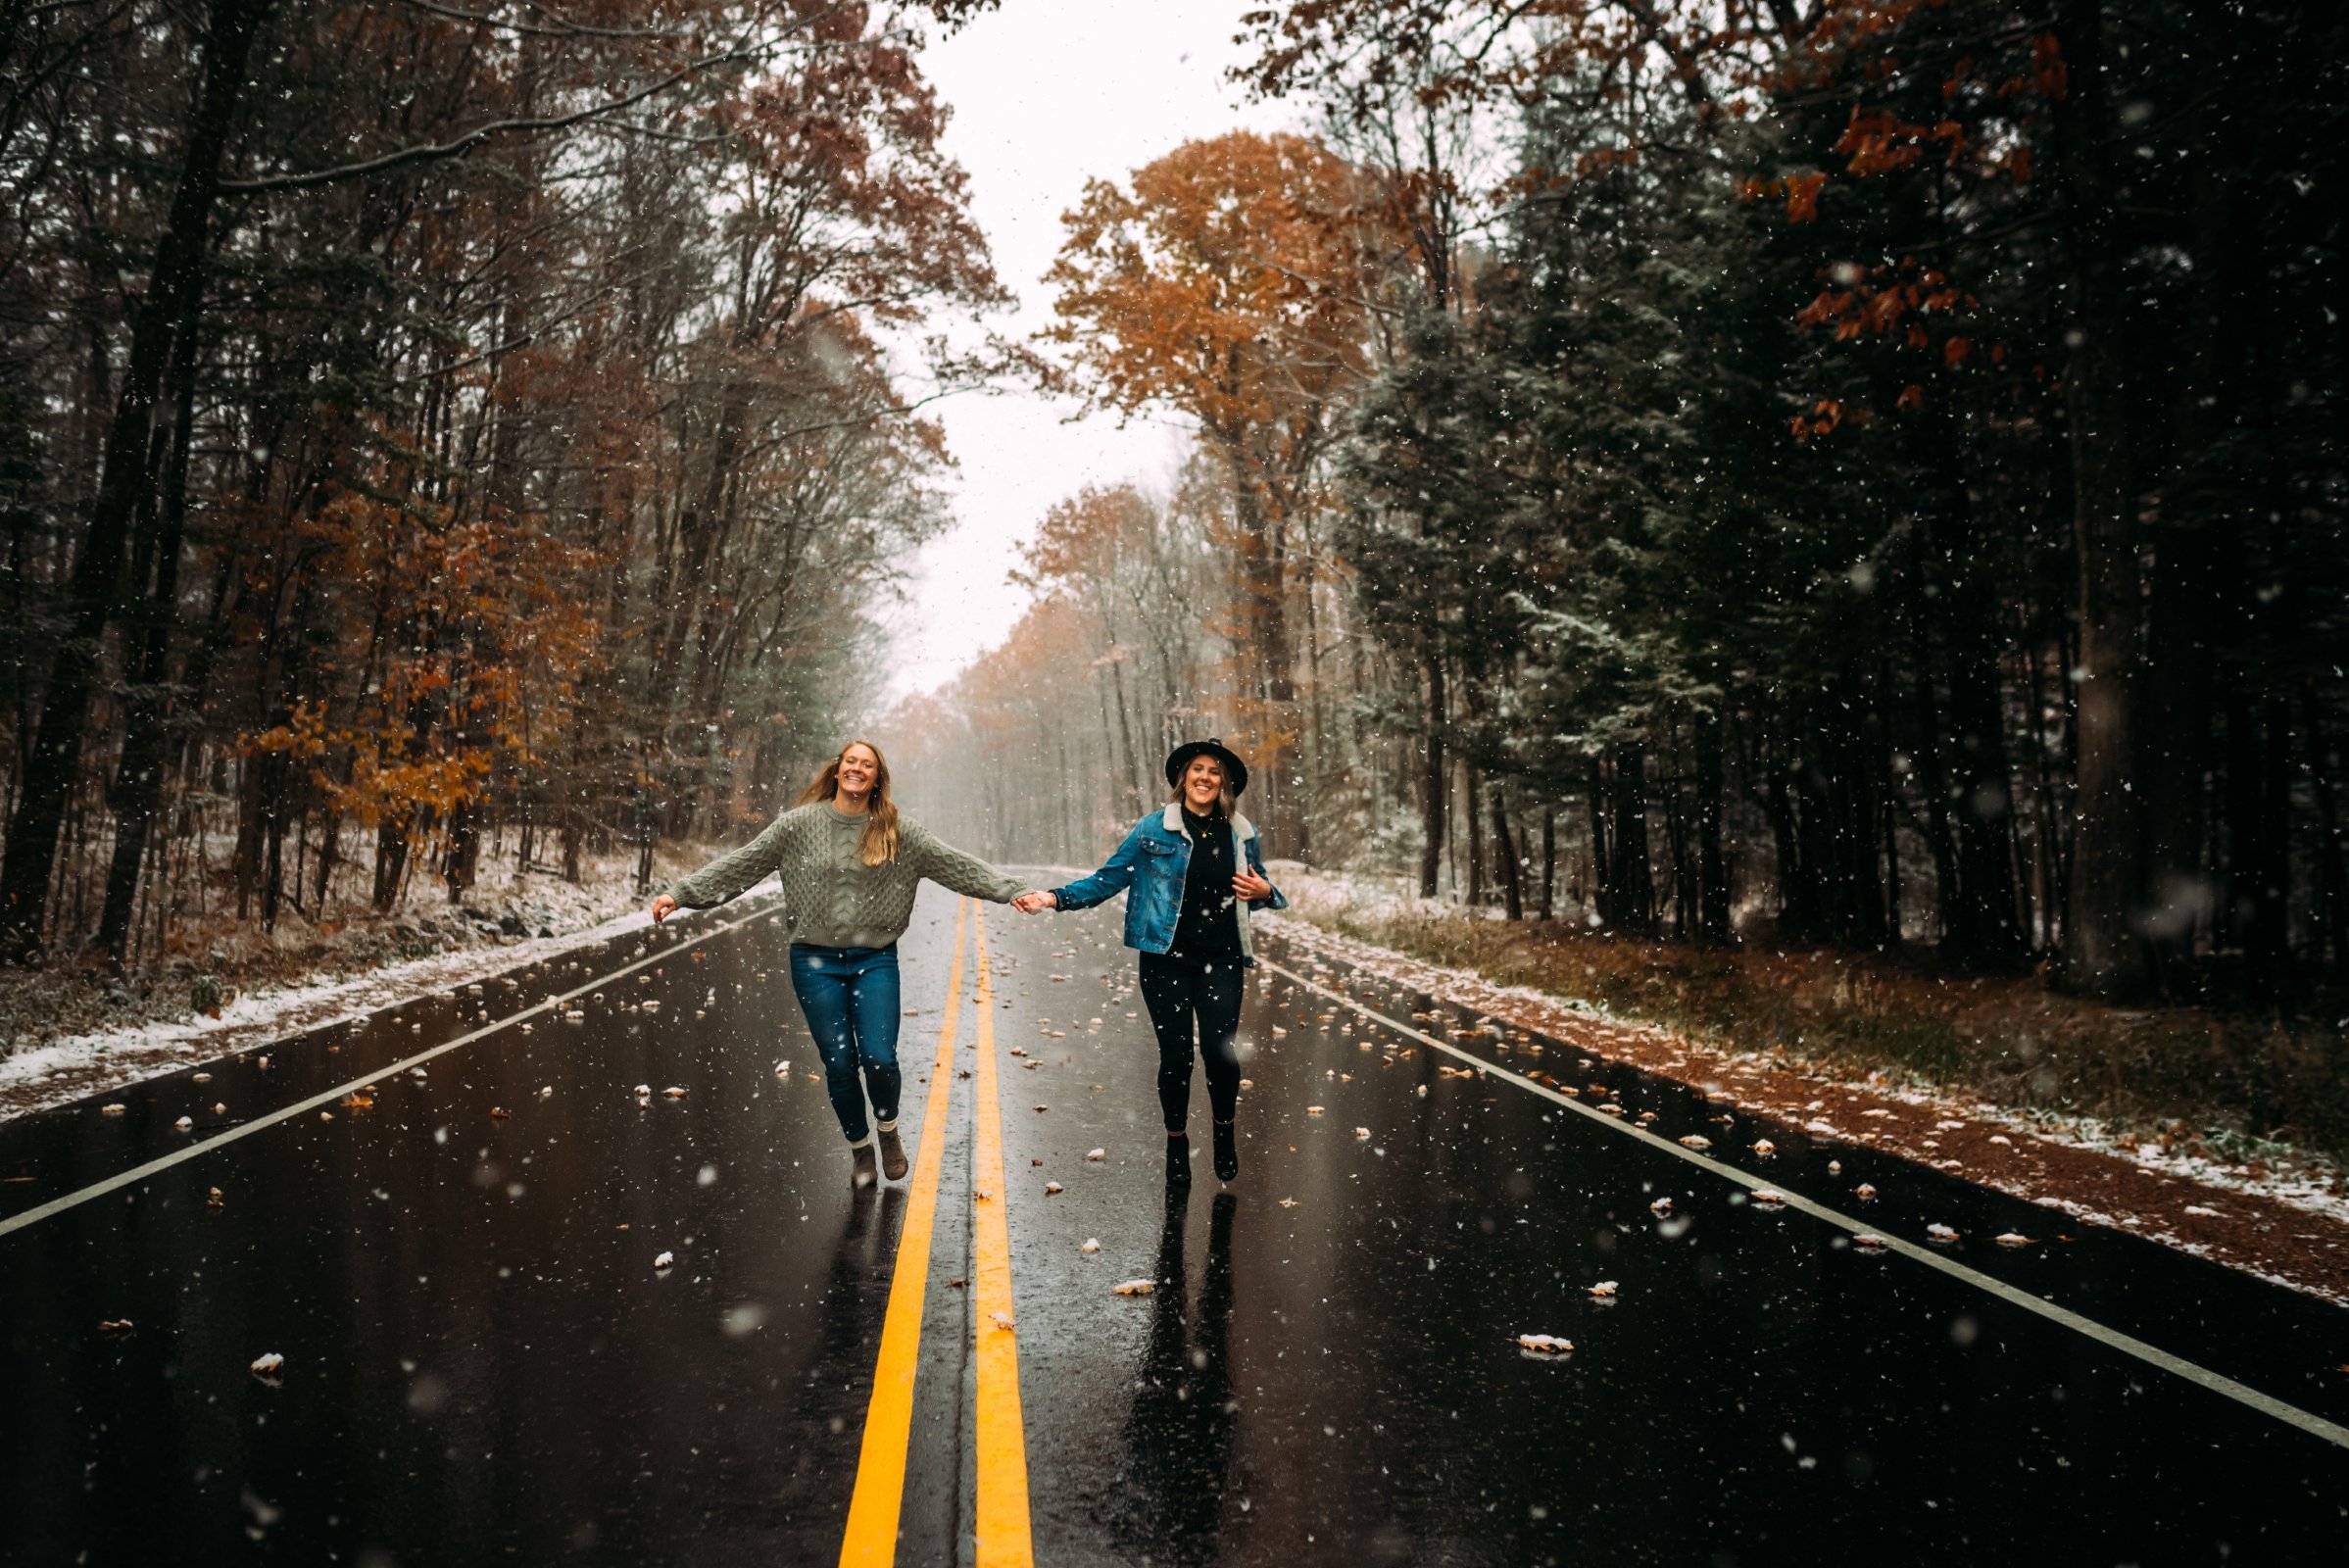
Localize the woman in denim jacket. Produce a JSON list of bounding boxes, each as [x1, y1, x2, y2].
[[1015, 739, 1287, 1187]]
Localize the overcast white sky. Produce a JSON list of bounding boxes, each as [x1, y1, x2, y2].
[[879, 1, 1301, 700]]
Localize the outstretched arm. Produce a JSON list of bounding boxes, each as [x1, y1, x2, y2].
[[657, 812, 796, 917], [905, 822, 1026, 905], [1052, 819, 1148, 911]]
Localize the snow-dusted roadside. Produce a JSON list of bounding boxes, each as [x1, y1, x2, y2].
[[1260, 878, 2349, 1308], [0, 848, 739, 1122]]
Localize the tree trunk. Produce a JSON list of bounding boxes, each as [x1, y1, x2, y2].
[[1608, 743, 1652, 935], [1464, 762, 1485, 907], [2050, 0, 2151, 998], [2304, 684, 2348, 979], [1490, 776, 1523, 920], [1696, 709, 1729, 944], [95, 329, 201, 964], [1539, 805, 1556, 922], [1947, 596, 2026, 962], [1416, 653, 1445, 899], [1590, 753, 1614, 926], [0, 0, 269, 962], [1107, 655, 1145, 817]]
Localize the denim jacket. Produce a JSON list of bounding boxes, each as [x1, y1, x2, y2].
[[1052, 805, 1289, 967]]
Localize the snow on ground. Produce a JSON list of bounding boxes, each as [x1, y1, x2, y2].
[[0, 845, 736, 1122], [1260, 866, 2349, 1306]]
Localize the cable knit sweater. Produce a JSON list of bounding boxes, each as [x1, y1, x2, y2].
[[668, 802, 1025, 949]]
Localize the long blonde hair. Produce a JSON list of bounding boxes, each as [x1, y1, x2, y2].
[[797, 739, 901, 865]]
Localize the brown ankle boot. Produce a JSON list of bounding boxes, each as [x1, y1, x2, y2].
[[877, 1126, 908, 1182], [851, 1142, 879, 1190]]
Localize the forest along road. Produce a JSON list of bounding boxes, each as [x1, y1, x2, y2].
[[4, 886, 2348, 1567]]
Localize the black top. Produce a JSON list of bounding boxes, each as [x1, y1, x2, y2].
[[1169, 808, 1243, 961]]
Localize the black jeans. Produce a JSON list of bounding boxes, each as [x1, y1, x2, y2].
[[1138, 952, 1244, 1132]]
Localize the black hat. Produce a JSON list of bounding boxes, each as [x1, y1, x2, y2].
[[1164, 737, 1248, 797]]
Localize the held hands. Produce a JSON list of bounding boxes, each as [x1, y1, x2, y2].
[[1011, 890, 1057, 914], [649, 894, 678, 925], [1232, 869, 1272, 902]]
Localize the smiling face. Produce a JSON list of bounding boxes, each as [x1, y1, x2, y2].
[[835, 744, 880, 803], [1182, 755, 1225, 812]]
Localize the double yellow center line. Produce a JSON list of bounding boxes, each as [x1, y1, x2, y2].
[[838, 903, 1034, 1566]]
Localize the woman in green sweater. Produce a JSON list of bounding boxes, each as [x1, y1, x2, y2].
[[651, 740, 1031, 1189]]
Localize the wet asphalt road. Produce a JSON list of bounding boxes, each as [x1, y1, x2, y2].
[[5, 883, 2348, 1566]]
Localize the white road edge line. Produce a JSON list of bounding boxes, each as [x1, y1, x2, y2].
[[0, 903, 784, 1241], [1258, 955, 2349, 1453]]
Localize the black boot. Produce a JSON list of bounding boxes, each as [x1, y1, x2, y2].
[[1164, 1132, 1193, 1190], [1212, 1119, 1238, 1182]]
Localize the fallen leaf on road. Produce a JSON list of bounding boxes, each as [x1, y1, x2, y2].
[[490, 1107, 510, 1119], [1927, 1223, 1960, 1244], [991, 1311, 1016, 1330], [1086, 1148, 1105, 1161], [1853, 1234, 1887, 1251], [174, 1116, 192, 1131], [1995, 1233, 2038, 1247], [1679, 1135, 1713, 1151], [1597, 1103, 1625, 1117], [207, 1188, 223, 1208], [1751, 1190, 1786, 1207], [1305, 1106, 1324, 1116], [100, 1103, 125, 1116], [1355, 1127, 1371, 1140], [99, 1319, 133, 1334], [1587, 1282, 1618, 1298], [1751, 1140, 1776, 1157], [662, 1087, 685, 1099], [1515, 1334, 1573, 1355], [634, 1085, 651, 1097], [1854, 1183, 1879, 1200], [1034, 1104, 1049, 1112], [250, 1352, 285, 1378], [1045, 1182, 1063, 1195], [653, 1251, 675, 1270], [1279, 1198, 1299, 1208], [1079, 1240, 1101, 1253], [1649, 1198, 1674, 1215], [1113, 1279, 1155, 1297]]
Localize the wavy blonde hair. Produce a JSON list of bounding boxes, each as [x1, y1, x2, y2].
[[797, 739, 900, 865]]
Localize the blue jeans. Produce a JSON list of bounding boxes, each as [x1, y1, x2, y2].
[[787, 943, 902, 1142]]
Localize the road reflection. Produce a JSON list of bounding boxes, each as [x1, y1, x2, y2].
[[1112, 1191, 1241, 1564]]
